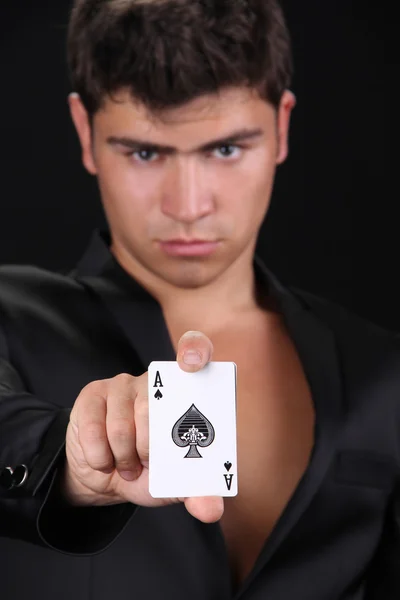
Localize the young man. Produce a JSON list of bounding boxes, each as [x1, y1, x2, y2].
[[0, 1, 398, 599]]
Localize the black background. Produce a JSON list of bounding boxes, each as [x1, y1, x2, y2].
[[0, 2, 392, 328]]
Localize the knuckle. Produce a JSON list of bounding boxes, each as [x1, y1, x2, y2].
[[108, 418, 133, 440], [114, 373, 134, 386], [115, 458, 135, 470], [134, 398, 148, 421], [180, 330, 207, 343], [82, 379, 106, 394], [89, 456, 114, 472], [84, 423, 107, 443], [180, 332, 212, 352], [82, 430, 113, 471], [135, 404, 148, 427], [134, 374, 147, 398]]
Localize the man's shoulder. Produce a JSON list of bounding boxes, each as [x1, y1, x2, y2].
[[0, 263, 81, 297], [290, 285, 400, 353], [0, 263, 86, 319]]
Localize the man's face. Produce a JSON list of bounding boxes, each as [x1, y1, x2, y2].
[[70, 86, 295, 291]]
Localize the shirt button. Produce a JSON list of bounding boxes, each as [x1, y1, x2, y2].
[[0, 465, 29, 491], [0, 467, 15, 491], [12, 464, 29, 488]]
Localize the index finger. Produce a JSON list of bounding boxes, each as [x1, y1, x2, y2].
[[176, 331, 214, 373]]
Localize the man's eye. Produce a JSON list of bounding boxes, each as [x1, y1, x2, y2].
[[129, 149, 158, 163], [212, 144, 242, 159], [126, 144, 243, 163]]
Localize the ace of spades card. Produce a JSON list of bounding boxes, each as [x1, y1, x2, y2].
[[148, 361, 238, 498]]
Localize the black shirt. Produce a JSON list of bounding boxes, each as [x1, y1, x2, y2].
[[1, 227, 400, 599]]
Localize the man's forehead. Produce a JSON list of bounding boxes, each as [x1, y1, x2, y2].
[[98, 86, 261, 125], [92, 90, 274, 154]]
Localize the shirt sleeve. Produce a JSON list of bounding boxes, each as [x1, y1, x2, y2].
[[0, 321, 137, 555]]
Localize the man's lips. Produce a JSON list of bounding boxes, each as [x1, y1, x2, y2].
[[161, 239, 216, 244], [159, 240, 221, 256]]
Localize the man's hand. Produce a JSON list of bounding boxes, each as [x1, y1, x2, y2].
[[62, 331, 224, 523]]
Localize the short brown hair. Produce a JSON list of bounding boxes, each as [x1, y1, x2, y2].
[[67, 0, 293, 119]]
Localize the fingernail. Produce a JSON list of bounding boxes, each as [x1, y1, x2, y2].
[[183, 351, 202, 365], [120, 471, 136, 481]]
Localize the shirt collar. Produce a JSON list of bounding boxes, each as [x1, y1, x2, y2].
[[73, 226, 306, 317]]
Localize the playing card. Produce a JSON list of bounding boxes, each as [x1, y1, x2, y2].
[[148, 361, 238, 498]]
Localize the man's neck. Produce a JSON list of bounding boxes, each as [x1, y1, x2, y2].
[[110, 240, 262, 331]]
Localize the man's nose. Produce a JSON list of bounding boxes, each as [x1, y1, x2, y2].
[[161, 158, 215, 223]]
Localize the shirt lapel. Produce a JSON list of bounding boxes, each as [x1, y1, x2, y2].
[[235, 261, 344, 597], [71, 228, 176, 369], [71, 228, 344, 590]]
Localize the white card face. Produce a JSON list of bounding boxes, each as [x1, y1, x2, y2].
[[148, 361, 238, 498]]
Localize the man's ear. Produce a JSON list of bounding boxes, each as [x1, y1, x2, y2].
[[68, 93, 97, 175], [276, 90, 297, 165]]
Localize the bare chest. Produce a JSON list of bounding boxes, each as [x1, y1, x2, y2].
[[209, 321, 315, 589], [165, 311, 315, 589]]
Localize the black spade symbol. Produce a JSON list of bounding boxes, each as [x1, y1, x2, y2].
[[171, 404, 215, 458], [224, 461, 232, 472], [154, 390, 163, 400]]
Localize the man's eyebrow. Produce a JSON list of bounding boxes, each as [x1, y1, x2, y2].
[[106, 127, 264, 155]]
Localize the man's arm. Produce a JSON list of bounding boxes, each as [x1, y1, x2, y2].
[[0, 321, 137, 555]]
